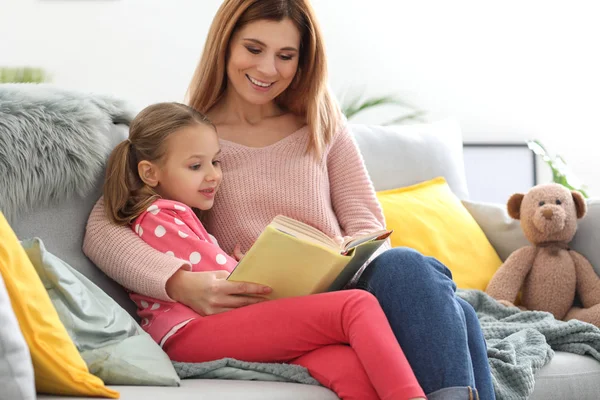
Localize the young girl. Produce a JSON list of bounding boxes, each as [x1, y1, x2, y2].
[[102, 102, 425, 400]]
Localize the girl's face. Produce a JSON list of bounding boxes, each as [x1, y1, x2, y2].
[[226, 18, 301, 106], [150, 124, 222, 211]]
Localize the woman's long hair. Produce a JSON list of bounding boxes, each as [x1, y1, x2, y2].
[[186, 0, 341, 156], [103, 102, 212, 225]]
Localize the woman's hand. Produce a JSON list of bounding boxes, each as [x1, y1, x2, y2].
[[166, 269, 271, 316]]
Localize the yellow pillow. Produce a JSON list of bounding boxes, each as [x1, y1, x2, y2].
[[0, 212, 119, 398], [376, 177, 502, 291]]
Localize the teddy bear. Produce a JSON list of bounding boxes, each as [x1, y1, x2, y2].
[[485, 183, 600, 327]]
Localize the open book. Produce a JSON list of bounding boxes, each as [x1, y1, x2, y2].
[[227, 215, 392, 299]]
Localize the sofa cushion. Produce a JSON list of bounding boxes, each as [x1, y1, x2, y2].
[[36, 379, 340, 400], [9, 123, 137, 317], [0, 269, 35, 400], [34, 345, 600, 400], [376, 177, 501, 290], [531, 352, 600, 400], [350, 119, 469, 199], [0, 85, 137, 317], [0, 213, 118, 398]]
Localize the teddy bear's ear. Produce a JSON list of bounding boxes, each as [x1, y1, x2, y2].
[[571, 190, 587, 219], [507, 193, 525, 220]]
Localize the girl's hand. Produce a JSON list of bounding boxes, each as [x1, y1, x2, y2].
[[166, 269, 271, 316], [232, 244, 245, 261]]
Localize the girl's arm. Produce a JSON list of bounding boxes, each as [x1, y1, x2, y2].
[[83, 197, 188, 301], [132, 199, 238, 273], [327, 125, 387, 239], [134, 200, 271, 315], [83, 197, 271, 313]]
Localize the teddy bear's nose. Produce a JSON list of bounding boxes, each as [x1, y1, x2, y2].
[[542, 208, 554, 219]]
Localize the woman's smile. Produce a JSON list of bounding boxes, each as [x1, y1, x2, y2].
[[246, 74, 274, 92]]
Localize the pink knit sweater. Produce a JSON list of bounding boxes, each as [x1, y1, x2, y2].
[[83, 124, 387, 301]]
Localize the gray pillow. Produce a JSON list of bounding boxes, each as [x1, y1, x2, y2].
[[461, 199, 529, 262], [0, 272, 35, 400], [351, 119, 469, 199], [21, 238, 180, 386], [463, 199, 600, 277]]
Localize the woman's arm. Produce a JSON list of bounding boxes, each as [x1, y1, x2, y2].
[[327, 125, 391, 286], [83, 197, 189, 301], [327, 125, 387, 238]]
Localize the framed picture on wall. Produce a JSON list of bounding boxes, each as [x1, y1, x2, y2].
[[462, 142, 537, 204]]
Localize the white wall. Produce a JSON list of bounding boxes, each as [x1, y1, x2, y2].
[[2, 0, 599, 196]]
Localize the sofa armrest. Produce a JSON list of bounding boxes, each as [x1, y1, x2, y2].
[[572, 199, 600, 277]]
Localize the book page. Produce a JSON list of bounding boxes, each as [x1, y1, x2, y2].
[[328, 238, 389, 291], [342, 230, 392, 253], [271, 215, 339, 250]]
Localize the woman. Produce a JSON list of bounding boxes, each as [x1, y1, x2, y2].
[[84, 1, 494, 399], [99, 102, 425, 400]]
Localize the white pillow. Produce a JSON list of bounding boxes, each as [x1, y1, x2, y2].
[[350, 119, 469, 199], [0, 273, 35, 400]]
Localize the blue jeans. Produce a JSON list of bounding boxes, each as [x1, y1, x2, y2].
[[355, 247, 495, 400]]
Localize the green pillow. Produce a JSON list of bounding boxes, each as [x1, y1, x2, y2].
[[21, 238, 180, 386]]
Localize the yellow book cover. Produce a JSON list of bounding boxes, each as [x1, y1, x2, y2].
[[227, 215, 392, 299]]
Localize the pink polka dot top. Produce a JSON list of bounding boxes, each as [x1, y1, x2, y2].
[[129, 199, 237, 346]]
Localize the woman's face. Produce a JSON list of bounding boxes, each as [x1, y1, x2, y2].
[[226, 18, 301, 106]]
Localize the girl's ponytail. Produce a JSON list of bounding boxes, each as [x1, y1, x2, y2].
[[103, 140, 153, 225]]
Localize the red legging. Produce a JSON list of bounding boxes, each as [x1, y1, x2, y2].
[[163, 290, 425, 400]]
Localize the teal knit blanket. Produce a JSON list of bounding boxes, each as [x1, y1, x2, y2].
[[457, 289, 600, 400]]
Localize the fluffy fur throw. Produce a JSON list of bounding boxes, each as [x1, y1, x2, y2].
[[0, 84, 135, 219]]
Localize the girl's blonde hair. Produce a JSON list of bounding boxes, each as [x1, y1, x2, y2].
[[103, 102, 213, 225], [187, 0, 341, 156]]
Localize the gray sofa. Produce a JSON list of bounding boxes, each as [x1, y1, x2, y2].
[[3, 88, 600, 399]]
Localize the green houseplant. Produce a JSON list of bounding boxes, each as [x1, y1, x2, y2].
[[0, 67, 49, 83], [527, 139, 589, 198], [339, 91, 426, 125]]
